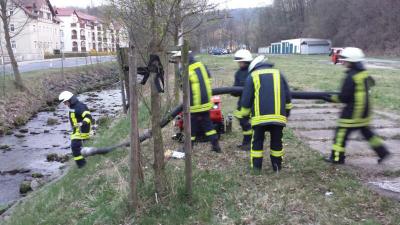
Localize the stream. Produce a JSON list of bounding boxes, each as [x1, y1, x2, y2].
[[0, 88, 122, 206]]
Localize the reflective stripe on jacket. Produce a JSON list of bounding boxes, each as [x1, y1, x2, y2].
[[331, 64, 372, 128], [241, 63, 292, 127], [189, 61, 213, 113], [68, 96, 92, 140]]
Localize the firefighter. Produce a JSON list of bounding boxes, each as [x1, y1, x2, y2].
[[326, 47, 391, 164], [239, 55, 292, 171], [59, 91, 92, 168], [173, 51, 222, 153], [232, 49, 253, 151]]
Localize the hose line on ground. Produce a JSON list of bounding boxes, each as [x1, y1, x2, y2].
[[82, 87, 337, 156]]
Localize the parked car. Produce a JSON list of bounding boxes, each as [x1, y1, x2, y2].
[[210, 48, 224, 55]]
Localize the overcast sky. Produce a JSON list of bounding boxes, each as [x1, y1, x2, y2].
[[50, 0, 273, 9]]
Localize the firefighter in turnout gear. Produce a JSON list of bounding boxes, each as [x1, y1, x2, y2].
[[239, 56, 292, 171], [59, 91, 93, 168], [232, 49, 253, 151], [325, 47, 391, 164], [173, 52, 222, 153]]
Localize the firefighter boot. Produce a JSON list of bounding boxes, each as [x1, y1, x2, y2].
[[252, 157, 263, 170], [270, 156, 282, 172], [238, 135, 251, 151], [324, 150, 345, 164], [375, 146, 391, 164], [211, 139, 222, 153]]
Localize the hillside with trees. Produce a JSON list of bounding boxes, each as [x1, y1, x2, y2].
[[193, 0, 400, 55]]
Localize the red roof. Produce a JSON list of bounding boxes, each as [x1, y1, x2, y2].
[[55, 8, 75, 16], [16, 0, 47, 8], [13, 0, 60, 23], [75, 11, 98, 22]]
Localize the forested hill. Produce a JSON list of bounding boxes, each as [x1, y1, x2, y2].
[[208, 0, 400, 55]]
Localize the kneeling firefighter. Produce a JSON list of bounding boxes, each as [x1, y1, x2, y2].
[[232, 49, 253, 151], [173, 51, 221, 153], [239, 56, 292, 171], [326, 47, 391, 164], [59, 91, 93, 168]]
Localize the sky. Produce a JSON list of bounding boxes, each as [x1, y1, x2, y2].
[[50, 0, 273, 9]]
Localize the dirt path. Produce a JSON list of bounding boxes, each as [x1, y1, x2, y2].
[[289, 99, 400, 198]]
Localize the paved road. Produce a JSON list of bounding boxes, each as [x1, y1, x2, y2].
[[1, 55, 116, 74]]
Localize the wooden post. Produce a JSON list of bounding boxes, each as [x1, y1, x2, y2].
[[181, 40, 192, 200], [117, 47, 128, 113], [128, 44, 140, 211]]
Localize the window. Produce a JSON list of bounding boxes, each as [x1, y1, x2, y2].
[[47, 13, 51, 20], [11, 41, 16, 49], [33, 25, 36, 31], [9, 9, 13, 16], [10, 24, 14, 32], [34, 41, 37, 48]]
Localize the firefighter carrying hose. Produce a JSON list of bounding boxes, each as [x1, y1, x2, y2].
[[59, 91, 92, 168], [325, 47, 391, 164], [232, 49, 253, 151], [173, 51, 222, 153], [239, 55, 292, 171]]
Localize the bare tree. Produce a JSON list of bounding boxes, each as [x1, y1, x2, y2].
[[0, 0, 28, 89]]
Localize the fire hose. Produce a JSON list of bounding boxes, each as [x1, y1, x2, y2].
[[82, 87, 337, 156]]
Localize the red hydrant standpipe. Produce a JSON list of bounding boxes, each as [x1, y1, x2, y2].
[[82, 87, 337, 156]]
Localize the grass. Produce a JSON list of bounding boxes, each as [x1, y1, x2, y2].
[[2, 54, 400, 225], [199, 54, 400, 111]]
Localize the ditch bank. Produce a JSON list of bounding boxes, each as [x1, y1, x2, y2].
[[0, 64, 120, 135]]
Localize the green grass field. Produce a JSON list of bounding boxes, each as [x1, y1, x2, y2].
[[2, 54, 400, 225]]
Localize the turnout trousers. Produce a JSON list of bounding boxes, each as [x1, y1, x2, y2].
[[71, 139, 87, 168], [238, 116, 252, 148], [251, 125, 284, 171], [330, 126, 389, 163], [191, 111, 219, 148]]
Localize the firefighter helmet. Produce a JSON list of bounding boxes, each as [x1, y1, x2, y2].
[[340, 47, 365, 62], [234, 49, 253, 62], [59, 91, 74, 103]]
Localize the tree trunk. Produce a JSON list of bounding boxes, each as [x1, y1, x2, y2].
[[128, 43, 140, 212], [173, 32, 180, 105], [181, 40, 192, 201], [117, 47, 128, 113], [0, 0, 24, 90], [173, 1, 182, 105], [147, 0, 167, 197], [151, 71, 166, 196]]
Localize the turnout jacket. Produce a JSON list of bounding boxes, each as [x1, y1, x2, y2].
[[240, 62, 292, 127], [232, 66, 250, 109], [68, 96, 92, 140], [331, 63, 373, 128], [188, 58, 213, 113]]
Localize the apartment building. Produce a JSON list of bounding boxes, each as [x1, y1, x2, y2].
[[0, 0, 61, 61], [56, 8, 128, 53]]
